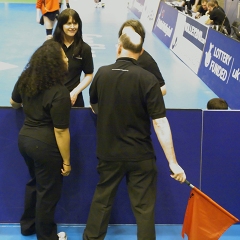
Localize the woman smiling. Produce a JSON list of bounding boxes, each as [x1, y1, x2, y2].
[[53, 9, 94, 107]]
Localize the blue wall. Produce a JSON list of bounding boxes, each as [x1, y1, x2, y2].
[[0, 108, 239, 224]]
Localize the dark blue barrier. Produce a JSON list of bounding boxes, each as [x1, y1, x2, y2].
[[201, 110, 240, 219], [0, 108, 239, 224]]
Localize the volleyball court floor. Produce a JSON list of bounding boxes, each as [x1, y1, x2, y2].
[[0, 0, 219, 109], [0, 0, 239, 239]]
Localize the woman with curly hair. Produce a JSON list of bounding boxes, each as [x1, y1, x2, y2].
[[53, 8, 94, 107], [10, 40, 71, 240]]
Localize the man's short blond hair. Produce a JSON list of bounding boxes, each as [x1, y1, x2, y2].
[[119, 30, 143, 53]]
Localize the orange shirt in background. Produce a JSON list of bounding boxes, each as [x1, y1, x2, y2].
[[36, 0, 59, 15]]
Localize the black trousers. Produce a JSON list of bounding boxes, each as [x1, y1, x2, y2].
[[18, 135, 63, 240], [83, 158, 158, 240]]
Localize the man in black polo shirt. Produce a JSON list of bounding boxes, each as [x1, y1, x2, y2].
[[83, 30, 186, 240], [206, 0, 231, 35], [195, 0, 208, 18]]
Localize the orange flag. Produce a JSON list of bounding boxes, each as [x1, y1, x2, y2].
[[182, 187, 239, 240]]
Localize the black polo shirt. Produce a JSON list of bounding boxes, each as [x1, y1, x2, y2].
[[12, 82, 71, 147], [209, 7, 231, 34], [198, 6, 207, 16], [63, 41, 94, 91], [90, 57, 166, 161], [137, 50, 165, 88]]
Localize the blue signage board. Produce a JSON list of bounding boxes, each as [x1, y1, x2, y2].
[[198, 28, 240, 109], [152, 2, 178, 48]]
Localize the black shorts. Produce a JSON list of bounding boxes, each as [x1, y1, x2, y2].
[[39, 10, 59, 25]]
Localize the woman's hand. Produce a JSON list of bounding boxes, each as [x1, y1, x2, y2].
[[70, 90, 78, 106], [61, 164, 71, 176]]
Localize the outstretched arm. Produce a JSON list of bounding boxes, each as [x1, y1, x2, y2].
[[192, 0, 200, 12], [70, 73, 93, 106], [205, 18, 213, 25], [152, 117, 186, 183]]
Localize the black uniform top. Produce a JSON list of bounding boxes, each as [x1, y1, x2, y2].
[[90, 57, 166, 161], [183, 0, 200, 7], [198, 6, 208, 16], [216, 6, 225, 13], [63, 41, 94, 106], [11, 82, 71, 147], [137, 50, 165, 87], [209, 7, 231, 34]]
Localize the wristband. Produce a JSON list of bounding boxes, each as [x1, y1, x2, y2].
[[63, 163, 71, 166]]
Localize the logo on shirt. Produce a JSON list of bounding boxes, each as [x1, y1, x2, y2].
[[73, 55, 82, 60], [112, 69, 129, 72]]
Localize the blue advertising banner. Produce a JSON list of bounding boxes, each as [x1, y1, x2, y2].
[[152, 2, 178, 48], [129, 0, 146, 19], [198, 28, 240, 109]]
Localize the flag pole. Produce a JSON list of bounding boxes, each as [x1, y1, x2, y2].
[[185, 179, 194, 188]]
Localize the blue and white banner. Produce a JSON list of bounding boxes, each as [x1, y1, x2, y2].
[[183, 17, 207, 51], [170, 12, 209, 73], [198, 28, 240, 109], [140, 0, 161, 32], [152, 2, 178, 48], [129, 0, 146, 19]]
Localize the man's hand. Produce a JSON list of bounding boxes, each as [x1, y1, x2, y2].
[[169, 163, 186, 183]]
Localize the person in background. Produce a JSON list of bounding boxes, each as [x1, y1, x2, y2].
[[83, 30, 186, 240], [53, 9, 94, 107], [195, 0, 208, 18], [95, 0, 105, 8], [205, 0, 231, 35], [59, 0, 70, 9], [118, 19, 167, 96], [181, 0, 200, 12], [213, 0, 225, 12], [36, 0, 59, 40], [10, 40, 71, 240], [207, 98, 228, 109]]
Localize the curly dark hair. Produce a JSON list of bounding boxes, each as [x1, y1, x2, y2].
[[53, 8, 83, 56], [17, 40, 67, 97]]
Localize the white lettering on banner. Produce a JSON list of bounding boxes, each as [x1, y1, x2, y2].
[[184, 23, 205, 44], [157, 19, 173, 37], [133, 1, 143, 12], [213, 47, 232, 66], [209, 60, 228, 81], [232, 68, 240, 81]]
